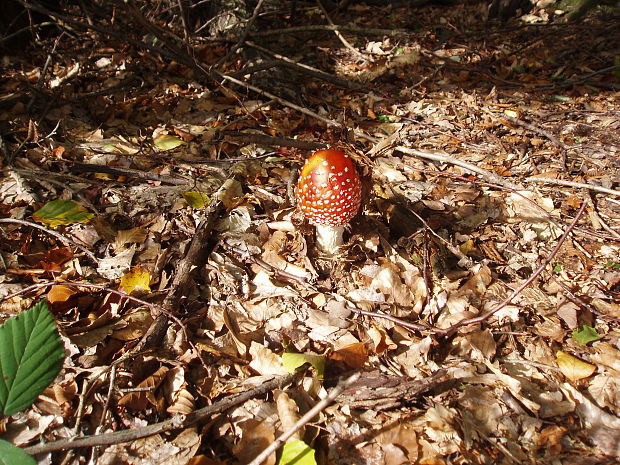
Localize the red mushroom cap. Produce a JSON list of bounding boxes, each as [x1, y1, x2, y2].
[[296, 149, 362, 226]]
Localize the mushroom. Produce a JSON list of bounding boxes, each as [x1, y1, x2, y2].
[[296, 149, 362, 254]]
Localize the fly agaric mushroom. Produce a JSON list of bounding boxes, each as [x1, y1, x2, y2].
[[296, 149, 362, 254]]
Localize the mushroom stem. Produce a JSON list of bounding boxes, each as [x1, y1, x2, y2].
[[315, 224, 345, 255]]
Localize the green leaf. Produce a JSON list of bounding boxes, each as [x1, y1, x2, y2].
[[572, 325, 602, 345], [182, 191, 211, 209], [552, 264, 562, 274], [0, 301, 65, 416], [281, 352, 325, 378], [154, 135, 186, 151], [278, 440, 316, 465], [604, 261, 620, 270], [32, 200, 95, 228], [0, 439, 36, 465]]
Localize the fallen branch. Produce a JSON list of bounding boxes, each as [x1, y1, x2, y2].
[[0, 218, 98, 264], [439, 199, 588, 337], [247, 371, 361, 465], [248, 24, 409, 37], [133, 177, 237, 352], [525, 176, 620, 197], [24, 371, 302, 456]]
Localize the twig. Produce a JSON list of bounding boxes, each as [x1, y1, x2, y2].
[[27, 32, 64, 113], [70, 163, 191, 186], [402, 166, 620, 242], [439, 200, 589, 337], [132, 178, 234, 352], [222, 242, 313, 288], [525, 177, 620, 198], [214, 0, 266, 67], [497, 113, 568, 150], [221, 131, 327, 151], [0, 218, 98, 263], [248, 24, 408, 37], [390, 143, 522, 191], [13, 168, 100, 213], [215, 71, 341, 128], [247, 372, 361, 465], [245, 41, 368, 91], [349, 308, 431, 333], [24, 371, 302, 456], [316, 0, 367, 61]]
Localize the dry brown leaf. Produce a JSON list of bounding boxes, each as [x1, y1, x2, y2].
[[47, 284, 76, 303], [330, 343, 369, 369], [275, 391, 302, 441], [232, 418, 276, 465], [118, 366, 170, 411]]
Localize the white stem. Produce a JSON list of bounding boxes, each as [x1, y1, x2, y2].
[[315, 224, 345, 255]]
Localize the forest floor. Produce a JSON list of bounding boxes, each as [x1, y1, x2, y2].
[[1, 1, 620, 464]]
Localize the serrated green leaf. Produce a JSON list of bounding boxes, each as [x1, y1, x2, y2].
[[154, 134, 186, 151], [572, 325, 602, 345], [0, 301, 65, 416], [281, 352, 325, 378], [32, 200, 95, 228], [278, 440, 316, 465], [182, 191, 211, 209], [0, 439, 36, 465]]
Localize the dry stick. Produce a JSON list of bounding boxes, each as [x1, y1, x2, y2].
[[13, 169, 100, 213], [70, 163, 191, 186], [222, 131, 327, 151], [349, 308, 431, 333], [215, 71, 340, 128], [222, 242, 315, 288], [0, 279, 209, 365], [247, 372, 361, 465], [497, 113, 568, 150], [133, 178, 234, 352], [404, 166, 620, 242], [24, 371, 301, 456], [0, 218, 98, 263], [245, 41, 368, 91], [351, 201, 588, 336], [525, 177, 620, 198], [391, 145, 522, 191], [214, 0, 266, 68], [439, 200, 589, 337], [316, 0, 367, 61], [248, 24, 408, 37]]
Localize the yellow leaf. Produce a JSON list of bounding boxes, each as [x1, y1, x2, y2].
[[555, 350, 596, 381], [120, 265, 151, 294]]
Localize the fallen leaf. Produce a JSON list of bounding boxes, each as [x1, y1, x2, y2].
[[555, 351, 596, 381]]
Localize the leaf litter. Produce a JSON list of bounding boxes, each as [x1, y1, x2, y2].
[[1, 0, 620, 464]]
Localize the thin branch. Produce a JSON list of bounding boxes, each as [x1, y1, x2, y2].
[[214, 0, 266, 67], [395, 145, 522, 191], [316, 0, 367, 61], [245, 41, 368, 91], [70, 163, 191, 186], [0, 218, 98, 263], [24, 371, 302, 456], [247, 372, 361, 465], [248, 24, 408, 38], [439, 200, 589, 337], [525, 177, 620, 197]]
